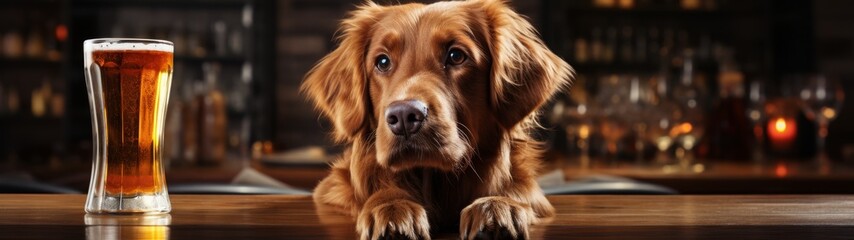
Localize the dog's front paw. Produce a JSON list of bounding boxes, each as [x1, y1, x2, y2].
[[357, 199, 431, 240], [460, 197, 535, 240]]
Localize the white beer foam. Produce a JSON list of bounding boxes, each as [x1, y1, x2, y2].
[[86, 39, 173, 53]]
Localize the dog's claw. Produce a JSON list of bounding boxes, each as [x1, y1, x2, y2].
[[358, 199, 431, 240], [460, 197, 533, 240]]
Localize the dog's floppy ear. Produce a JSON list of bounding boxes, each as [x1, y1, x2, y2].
[[301, 3, 383, 143], [480, 0, 574, 129]]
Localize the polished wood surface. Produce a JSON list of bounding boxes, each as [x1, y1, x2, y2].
[[553, 157, 854, 194], [1, 194, 853, 239]]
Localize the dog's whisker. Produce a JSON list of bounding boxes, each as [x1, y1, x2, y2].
[[454, 123, 477, 173], [434, 138, 451, 165], [454, 126, 483, 183], [468, 161, 484, 183], [457, 122, 477, 155]]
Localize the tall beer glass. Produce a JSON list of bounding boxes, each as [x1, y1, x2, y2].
[[84, 38, 173, 214]]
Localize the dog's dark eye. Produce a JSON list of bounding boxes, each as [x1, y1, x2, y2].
[[375, 54, 392, 72], [446, 48, 467, 66]]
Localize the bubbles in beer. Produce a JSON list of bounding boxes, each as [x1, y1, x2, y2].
[[93, 49, 172, 196]]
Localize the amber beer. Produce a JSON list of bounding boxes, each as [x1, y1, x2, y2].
[[85, 39, 172, 214], [95, 49, 171, 195]]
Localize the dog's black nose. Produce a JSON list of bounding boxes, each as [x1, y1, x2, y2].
[[385, 100, 428, 138]]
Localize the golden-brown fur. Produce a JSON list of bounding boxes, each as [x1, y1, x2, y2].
[[302, 0, 573, 239]]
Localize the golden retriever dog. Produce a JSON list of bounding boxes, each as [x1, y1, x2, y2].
[[302, 0, 573, 239]]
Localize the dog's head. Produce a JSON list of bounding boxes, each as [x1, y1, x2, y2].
[[302, 0, 573, 172]]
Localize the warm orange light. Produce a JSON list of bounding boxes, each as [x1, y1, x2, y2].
[[774, 118, 787, 133], [680, 123, 693, 133], [263, 141, 274, 154], [618, 0, 635, 9], [822, 107, 837, 120], [767, 117, 797, 150], [578, 124, 590, 139], [55, 24, 68, 42], [775, 163, 788, 178], [670, 122, 694, 136]]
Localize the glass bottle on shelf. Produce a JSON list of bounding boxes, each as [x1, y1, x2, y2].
[[25, 25, 45, 59], [596, 75, 636, 160], [603, 26, 618, 63], [705, 53, 752, 160], [746, 80, 766, 162], [627, 76, 651, 161], [646, 53, 684, 165], [198, 62, 227, 166], [237, 3, 252, 56], [7, 87, 19, 114], [31, 80, 51, 117], [32, 87, 43, 117], [181, 78, 201, 164], [591, 27, 603, 63], [620, 26, 634, 63], [212, 21, 228, 57], [228, 63, 253, 166], [798, 75, 845, 163], [228, 25, 244, 56], [554, 76, 595, 165], [671, 50, 707, 168], [574, 37, 589, 64], [646, 74, 682, 164], [3, 28, 24, 58], [50, 91, 63, 117]]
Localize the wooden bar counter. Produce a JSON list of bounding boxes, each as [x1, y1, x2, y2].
[[1, 194, 853, 239]]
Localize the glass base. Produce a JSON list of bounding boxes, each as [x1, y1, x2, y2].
[[86, 194, 171, 214]]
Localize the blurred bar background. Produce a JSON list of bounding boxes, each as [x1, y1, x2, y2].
[[0, 0, 852, 194]]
